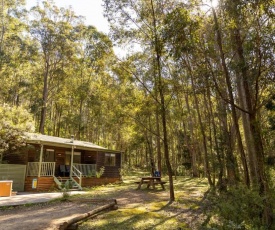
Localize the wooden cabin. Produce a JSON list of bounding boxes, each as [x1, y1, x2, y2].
[[0, 133, 122, 192]]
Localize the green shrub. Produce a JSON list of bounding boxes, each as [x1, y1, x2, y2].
[[87, 170, 96, 177], [206, 185, 272, 229], [87, 167, 105, 178], [60, 180, 72, 201], [96, 166, 105, 178], [0, 105, 34, 162]]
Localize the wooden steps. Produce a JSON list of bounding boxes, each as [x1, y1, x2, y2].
[[56, 177, 81, 190]]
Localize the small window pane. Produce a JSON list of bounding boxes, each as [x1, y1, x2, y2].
[[105, 153, 116, 166]]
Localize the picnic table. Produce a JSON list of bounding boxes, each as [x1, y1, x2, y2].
[[135, 177, 166, 190]]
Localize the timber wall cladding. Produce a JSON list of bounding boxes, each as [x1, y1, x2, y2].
[[103, 166, 120, 178], [0, 164, 26, 192], [96, 152, 105, 170], [25, 177, 57, 192], [82, 151, 97, 164], [96, 152, 122, 178]]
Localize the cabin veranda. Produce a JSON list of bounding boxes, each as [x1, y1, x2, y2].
[[0, 133, 122, 192]]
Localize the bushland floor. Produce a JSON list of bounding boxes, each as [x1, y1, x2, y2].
[[0, 175, 209, 230]]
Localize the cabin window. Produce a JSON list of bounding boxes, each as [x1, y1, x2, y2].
[[105, 153, 116, 166], [65, 151, 81, 164], [44, 149, 55, 162]]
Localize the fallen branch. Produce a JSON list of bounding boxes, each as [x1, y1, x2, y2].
[[58, 199, 118, 230]]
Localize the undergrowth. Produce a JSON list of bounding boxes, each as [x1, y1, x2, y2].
[[202, 185, 275, 230]]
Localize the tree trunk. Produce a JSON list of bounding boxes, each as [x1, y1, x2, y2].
[[39, 62, 50, 134], [236, 74, 258, 185], [76, 99, 83, 140], [206, 81, 223, 188], [190, 71, 213, 186], [0, 0, 5, 55], [184, 94, 199, 177], [156, 109, 162, 173], [212, 7, 249, 186], [146, 116, 155, 176], [150, 0, 174, 202], [232, 24, 272, 225], [218, 98, 239, 187]]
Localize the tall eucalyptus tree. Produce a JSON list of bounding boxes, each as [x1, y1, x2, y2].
[[0, 0, 34, 106], [103, 0, 180, 201], [29, 1, 81, 134], [164, 0, 275, 225], [222, 0, 275, 224]]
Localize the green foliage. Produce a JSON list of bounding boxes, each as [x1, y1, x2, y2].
[[60, 180, 72, 201], [0, 4, 274, 227], [176, 165, 191, 176], [163, 7, 201, 58], [119, 165, 133, 177], [205, 186, 273, 229], [87, 166, 105, 178], [96, 166, 105, 178], [265, 95, 275, 130], [61, 191, 70, 201], [0, 105, 34, 158], [87, 170, 96, 178]]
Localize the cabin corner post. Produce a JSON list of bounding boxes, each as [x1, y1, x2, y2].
[[38, 144, 44, 177]]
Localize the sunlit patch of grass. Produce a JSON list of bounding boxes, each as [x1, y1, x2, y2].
[[149, 201, 167, 211], [132, 213, 173, 230], [80, 218, 110, 230], [77, 174, 209, 230], [79, 206, 185, 230], [190, 204, 200, 210], [79, 182, 135, 200]]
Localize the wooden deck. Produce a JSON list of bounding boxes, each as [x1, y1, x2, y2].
[[24, 177, 121, 192]]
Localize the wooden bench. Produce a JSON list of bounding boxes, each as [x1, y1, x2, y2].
[[134, 181, 150, 184], [153, 181, 167, 185], [153, 181, 166, 190], [135, 179, 167, 190]]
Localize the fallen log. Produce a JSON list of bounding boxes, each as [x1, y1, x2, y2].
[[58, 199, 117, 230], [65, 223, 78, 230], [71, 198, 117, 203]]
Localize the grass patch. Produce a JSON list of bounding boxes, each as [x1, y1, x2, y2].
[[80, 206, 180, 230], [77, 175, 209, 230]]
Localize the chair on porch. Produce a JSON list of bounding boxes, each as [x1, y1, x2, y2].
[[65, 165, 70, 176], [60, 165, 69, 177]]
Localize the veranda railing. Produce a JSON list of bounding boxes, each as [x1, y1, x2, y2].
[[27, 162, 55, 177], [71, 165, 82, 189], [73, 163, 96, 177]]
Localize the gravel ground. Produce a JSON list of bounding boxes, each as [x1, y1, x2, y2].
[[0, 199, 108, 230]]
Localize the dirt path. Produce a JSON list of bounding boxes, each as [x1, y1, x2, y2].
[[0, 181, 208, 230], [0, 200, 107, 230], [0, 190, 148, 230], [82, 188, 207, 230]]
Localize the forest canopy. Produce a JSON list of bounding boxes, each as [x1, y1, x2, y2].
[[0, 0, 275, 228]]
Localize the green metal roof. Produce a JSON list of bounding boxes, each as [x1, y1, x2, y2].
[[25, 133, 119, 153]]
